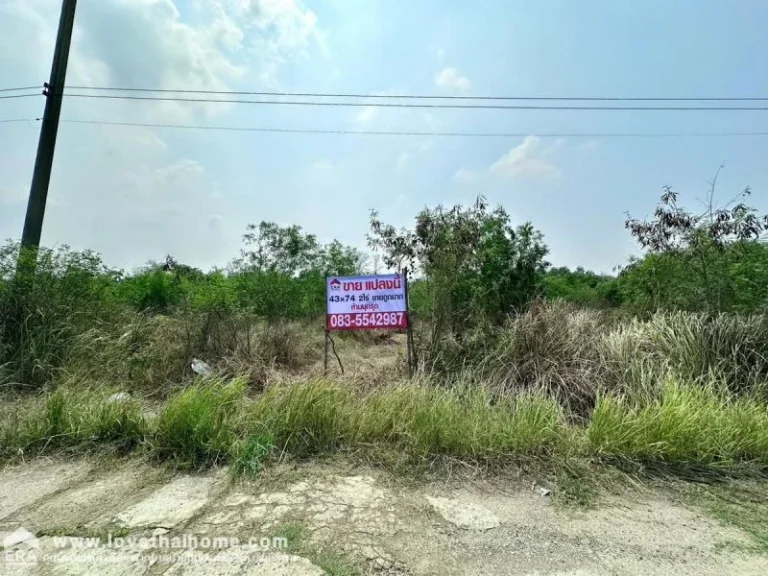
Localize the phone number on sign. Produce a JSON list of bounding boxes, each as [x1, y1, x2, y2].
[[327, 312, 407, 331]]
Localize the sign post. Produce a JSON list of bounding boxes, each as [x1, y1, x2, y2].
[[403, 267, 416, 376], [324, 273, 411, 374]]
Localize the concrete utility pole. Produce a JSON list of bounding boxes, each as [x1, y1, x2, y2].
[[20, 0, 78, 250]]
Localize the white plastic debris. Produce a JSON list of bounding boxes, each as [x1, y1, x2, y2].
[[191, 358, 213, 377], [532, 481, 551, 497], [108, 392, 131, 403]]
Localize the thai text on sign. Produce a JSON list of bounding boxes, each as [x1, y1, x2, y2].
[[326, 274, 408, 331]]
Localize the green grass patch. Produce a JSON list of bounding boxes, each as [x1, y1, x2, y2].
[[152, 378, 247, 468], [0, 387, 146, 457], [3, 377, 768, 485], [230, 432, 275, 475], [552, 460, 602, 509], [588, 380, 768, 467], [273, 523, 362, 576], [353, 383, 569, 460], [250, 380, 354, 457]]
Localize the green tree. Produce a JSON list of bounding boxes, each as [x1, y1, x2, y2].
[[368, 196, 549, 335], [544, 266, 621, 307], [238, 221, 321, 276], [232, 222, 367, 319], [622, 171, 768, 312]]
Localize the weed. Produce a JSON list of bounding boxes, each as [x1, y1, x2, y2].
[[36, 526, 132, 539], [250, 380, 354, 457], [681, 482, 768, 554], [552, 460, 601, 509], [152, 378, 247, 468], [230, 432, 275, 476], [273, 523, 362, 576], [0, 386, 146, 457]]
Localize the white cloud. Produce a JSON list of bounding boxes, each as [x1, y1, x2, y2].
[[454, 136, 562, 185], [435, 67, 471, 91], [581, 140, 599, 150], [352, 89, 400, 125], [155, 159, 205, 184], [355, 106, 378, 125], [0, 0, 324, 123], [395, 153, 410, 171], [312, 161, 334, 171], [220, 0, 325, 86], [489, 136, 560, 180], [0, 0, 326, 269], [453, 167, 479, 183]]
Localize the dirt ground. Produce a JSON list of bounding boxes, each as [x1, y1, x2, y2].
[[1, 458, 767, 575]]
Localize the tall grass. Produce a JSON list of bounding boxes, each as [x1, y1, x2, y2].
[[352, 383, 567, 458], [604, 313, 768, 396], [4, 375, 766, 474], [4, 292, 768, 477], [456, 303, 768, 417], [0, 386, 146, 456], [153, 378, 247, 467], [589, 380, 768, 466]]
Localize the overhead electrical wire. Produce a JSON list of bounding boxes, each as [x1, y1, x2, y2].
[[58, 93, 768, 111], [0, 85, 41, 93], [65, 86, 768, 102], [3, 117, 767, 138], [0, 93, 41, 100], [8, 85, 768, 110], [53, 119, 768, 138]]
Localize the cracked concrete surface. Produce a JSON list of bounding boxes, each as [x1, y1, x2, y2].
[[1, 458, 767, 575]]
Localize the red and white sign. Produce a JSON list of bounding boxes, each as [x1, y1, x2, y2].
[[326, 274, 408, 331]]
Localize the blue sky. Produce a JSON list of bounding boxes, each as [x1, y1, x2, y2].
[[1, 0, 767, 273]]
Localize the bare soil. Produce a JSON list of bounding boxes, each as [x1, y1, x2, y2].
[[1, 458, 767, 575]]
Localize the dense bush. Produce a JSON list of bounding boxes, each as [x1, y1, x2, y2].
[[3, 182, 768, 393], [0, 243, 119, 388]]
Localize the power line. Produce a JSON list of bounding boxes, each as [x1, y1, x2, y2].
[[59, 118, 768, 138], [0, 93, 41, 100], [61, 93, 768, 111], [0, 118, 40, 124], [65, 85, 768, 102], [0, 86, 41, 93]]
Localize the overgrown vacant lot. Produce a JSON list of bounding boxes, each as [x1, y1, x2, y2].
[[3, 190, 768, 573], [2, 303, 768, 477], [3, 304, 768, 575]]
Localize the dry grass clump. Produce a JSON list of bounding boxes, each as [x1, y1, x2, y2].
[[61, 312, 322, 396]]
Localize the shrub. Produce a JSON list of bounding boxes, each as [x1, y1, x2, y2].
[[472, 302, 618, 416], [0, 242, 120, 389]]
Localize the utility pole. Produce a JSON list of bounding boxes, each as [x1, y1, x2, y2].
[[20, 0, 78, 250]]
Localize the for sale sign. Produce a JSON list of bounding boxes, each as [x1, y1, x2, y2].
[[326, 274, 408, 331]]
